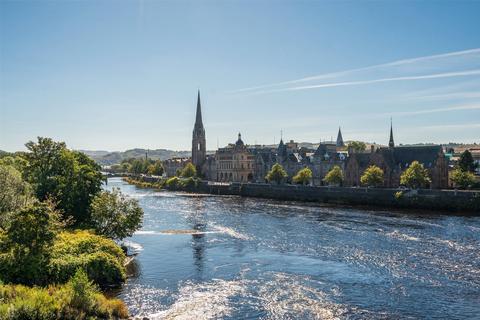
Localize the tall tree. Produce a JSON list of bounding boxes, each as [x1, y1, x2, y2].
[[323, 165, 344, 186], [400, 161, 431, 189], [458, 150, 475, 172], [148, 160, 164, 176], [360, 165, 384, 187], [23, 137, 103, 225], [90, 188, 143, 240], [292, 167, 313, 185], [266, 163, 288, 184]]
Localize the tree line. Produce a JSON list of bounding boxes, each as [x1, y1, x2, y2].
[[0, 137, 144, 319]]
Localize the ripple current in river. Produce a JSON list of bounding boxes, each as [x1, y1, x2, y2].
[[106, 178, 480, 319]]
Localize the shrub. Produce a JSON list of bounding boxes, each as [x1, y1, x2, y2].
[[0, 272, 129, 319], [179, 177, 198, 189], [450, 168, 476, 189], [165, 176, 180, 189], [48, 231, 126, 287]]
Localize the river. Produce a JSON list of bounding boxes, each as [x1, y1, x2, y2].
[[106, 178, 480, 319]]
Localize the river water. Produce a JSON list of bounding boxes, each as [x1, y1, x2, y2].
[[106, 178, 480, 319]]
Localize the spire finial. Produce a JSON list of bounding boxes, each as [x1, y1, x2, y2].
[[389, 117, 395, 148]]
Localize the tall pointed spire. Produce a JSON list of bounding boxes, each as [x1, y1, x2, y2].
[[192, 90, 206, 171], [388, 118, 395, 148], [195, 90, 203, 128], [336, 126, 344, 147]]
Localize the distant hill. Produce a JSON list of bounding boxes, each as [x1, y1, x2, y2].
[[81, 149, 191, 165]]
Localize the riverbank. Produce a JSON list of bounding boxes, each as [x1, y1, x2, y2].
[[125, 176, 480, 214]]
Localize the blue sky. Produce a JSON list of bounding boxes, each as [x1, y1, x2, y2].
[[1, 0, 479, 152]]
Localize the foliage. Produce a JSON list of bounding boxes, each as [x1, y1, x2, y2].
[[23, 137, 103, 225], [48, 230, 126, 287], [0, 271, 128, 319], [0, 164, 34, 227], [347, 141, 367, 152], [400, 161, 431, 189], [0, 202, 63, 285], [165, 176, 180, 188], [458, 150, 476, 172], [90, 188, 143, 240], [323, 166, 344, 186], [180, 163, 197, 178], [0, 155, 29, 173], [266, 163, 288, 184], [450, 168, 476, 189], [360, 165, 384, 187], [292, 167, 312, 185], [394, 191, 403, 200], [178, 177, 199, 189], [148, 160, 164, 176]]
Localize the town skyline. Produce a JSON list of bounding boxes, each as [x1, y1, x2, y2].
[[1, 1, 479, 152]]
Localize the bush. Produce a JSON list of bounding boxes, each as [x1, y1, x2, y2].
[[165, 176, 180, 189], [323, 166, 344, 186], [178, 177, 198, 189], [0, 271, 129, 319], [292, 167, 312, 185], [360, 165, 384, 187], [48, 231, 126, 287], [266, 163, 288, 184]]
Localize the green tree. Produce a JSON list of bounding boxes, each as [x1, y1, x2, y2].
[[0, 155, 28, 173], [360, 165, 384, 187], [148, 160, 164, 176], [347, 141, 367, 152], [266, 163, 288, 184], [23, 137, 103, 225], [129, 158, 148, 175], [0, 202, 62, 285], [292, 167, 313, 185], [400, 161, 431, 189], [450, 168, 476, 189], [90, 188, 143, 240], [181, 163, 197, 178], [458, 150, 476, 172], [323, 165, 344, 186], [0, 165, 33, 227]]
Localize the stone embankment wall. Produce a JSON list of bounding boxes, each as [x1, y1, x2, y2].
[[198, 182, 480, 213], [125, 176, 480, 213]]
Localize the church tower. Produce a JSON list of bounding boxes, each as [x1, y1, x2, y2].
[[192, 90, 206, 171]]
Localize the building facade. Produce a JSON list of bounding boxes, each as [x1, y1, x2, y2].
[[215, 133, 255, 182]]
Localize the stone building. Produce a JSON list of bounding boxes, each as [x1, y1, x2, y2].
[[215, 133, 255, 182], [344, 123, 449, 189], [163, 157, 190, 177]]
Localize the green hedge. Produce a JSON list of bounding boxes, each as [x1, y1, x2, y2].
[[48, 231, 126, 287]]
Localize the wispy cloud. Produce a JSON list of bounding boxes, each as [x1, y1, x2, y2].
[[386, 104, 480, 117], [231, 47, 480, 94]]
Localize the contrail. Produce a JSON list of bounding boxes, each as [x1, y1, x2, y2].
[[254, 69, 480, 94], [387, 104, 480, 117], [230, 47, 480, 94]]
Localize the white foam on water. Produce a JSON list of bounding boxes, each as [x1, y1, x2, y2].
[[211, 224, 252, 240], [148, 279, 245, 320], [122, 240, 144, 253], [386, 230, 420, 242]]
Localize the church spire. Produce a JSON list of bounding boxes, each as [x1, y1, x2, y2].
[[388, 118, 395, 148], [195, 90, 203, 128], [336, 126, 344, 147]]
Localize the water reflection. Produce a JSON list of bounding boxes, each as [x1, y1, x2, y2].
[[106, 178, 480, 319]]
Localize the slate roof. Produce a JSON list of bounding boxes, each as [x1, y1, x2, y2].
[[392, 145, 442, 168]]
